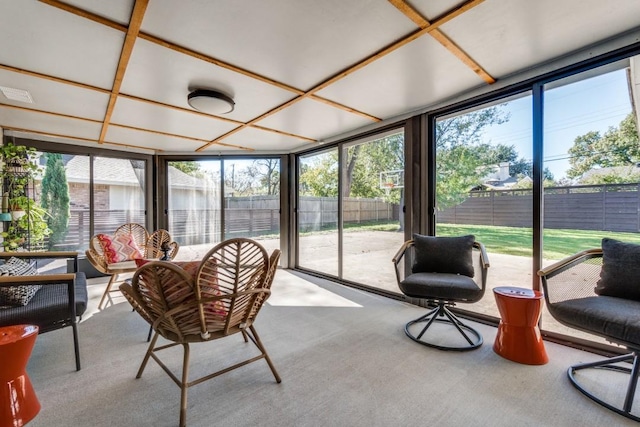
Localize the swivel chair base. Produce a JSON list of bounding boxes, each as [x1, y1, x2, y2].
[[405, 303, 483, 351], [568, 350, 640, 422]]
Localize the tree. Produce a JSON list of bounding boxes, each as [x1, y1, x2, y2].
[[435, 106, 511, 209], [566, 112, 640, 179], [171, 161, 204, 177], [230, 159, 280, 196], [40, 153, 70, 249], [299, 153, 338, 197]]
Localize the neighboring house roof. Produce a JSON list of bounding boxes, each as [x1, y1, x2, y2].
[[62, 156, 214, 189], [478, 162, 523, 190]]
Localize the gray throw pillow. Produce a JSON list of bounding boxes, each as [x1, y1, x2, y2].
[[595, 238, 640, 301], [0, 257, 40, 306], [412, 234, 475, 277]]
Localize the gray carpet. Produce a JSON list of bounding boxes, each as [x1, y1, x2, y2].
[[25, 270, 638, 426]]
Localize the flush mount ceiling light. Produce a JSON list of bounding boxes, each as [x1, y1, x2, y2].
[[187, 89, 235, 114]]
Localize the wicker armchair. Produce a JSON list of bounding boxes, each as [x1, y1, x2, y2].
[[120, 238, 281, 427], [86, 224, 178, 310]]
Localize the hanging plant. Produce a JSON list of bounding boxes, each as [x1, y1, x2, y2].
[[0, 142, 50, 250]]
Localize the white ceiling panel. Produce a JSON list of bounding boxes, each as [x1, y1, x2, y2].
[[440, 0, 640, 78], [105, 126, 205, 152], [257, 98, 374, 141], [1, 1, 639, 156], [316, 36, 482, 119], [0, 0, 125, 90], [0, 106, 101, 140], [121, 39, 298, 123], [111, 96, 239, 141], [61, 0, 135, 26], [0, 68, 110, 120], [203, 127, 314, 154], [141, 0, 416, 90], [408, 0, 471, 20]]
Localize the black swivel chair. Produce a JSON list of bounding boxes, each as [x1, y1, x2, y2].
[[393, 234, 490, 351], [538, 238, 640, 422]]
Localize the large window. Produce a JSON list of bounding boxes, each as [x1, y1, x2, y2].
[[23, 150, 148, 253], [297, 149, 339, 276], [435, 95, 533, 319], [167, 160, 221, 259], [296, 129, 405, 293], [341, 131, 404, 292], [542, 60, 640, 338], [166, 157, 281, 261], [223, 158, 280, 256]]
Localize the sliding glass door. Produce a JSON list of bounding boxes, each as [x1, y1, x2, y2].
[[541, 59, 640, 338], [297, 149, 339, 276], [296, 129, 405, 293], [435, 96, 533, 319]]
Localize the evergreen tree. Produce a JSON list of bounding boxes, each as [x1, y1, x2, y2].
[[41, 153, 70, 249]]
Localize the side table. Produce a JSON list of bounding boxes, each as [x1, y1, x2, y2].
[[0, 324, 40, 427], [493, 286, 548, 365]]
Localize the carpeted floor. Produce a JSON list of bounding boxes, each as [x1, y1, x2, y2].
[[25, 270, 639, 426]]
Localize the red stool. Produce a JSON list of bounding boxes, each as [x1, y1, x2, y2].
[[493, 287, 548, 365], [0, 324, 40, 427]]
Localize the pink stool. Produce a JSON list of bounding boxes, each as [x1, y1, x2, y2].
[[0, 324, 40, 427], [493, 287, 548, 365]]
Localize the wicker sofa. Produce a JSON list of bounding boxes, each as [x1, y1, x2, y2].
[[0, 251, 88, 371]]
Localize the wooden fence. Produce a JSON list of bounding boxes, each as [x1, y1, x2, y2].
[[47, 183, 639, 251], [437, 183, 640, 232], [51, 196, 397, 249]]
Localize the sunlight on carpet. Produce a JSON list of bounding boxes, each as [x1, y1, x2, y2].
[[268, 270, 362, 307]]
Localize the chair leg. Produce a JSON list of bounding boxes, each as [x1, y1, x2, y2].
[[136, 332, 159, 379], [98, 274, 118, 310], [179, 343, 190, 427], [72, 321, 81, 371], [248, 325, 281, 383], [569, 351, 640, 422], [405, 303, 483, 351]]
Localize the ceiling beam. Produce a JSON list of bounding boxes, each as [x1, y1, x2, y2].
[[98, 0, 149, 143], [0, 125, 158, 153], [388, 0, 495, 84]]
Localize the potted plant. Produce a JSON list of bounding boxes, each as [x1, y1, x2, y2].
[[0, 142, 51, 250]]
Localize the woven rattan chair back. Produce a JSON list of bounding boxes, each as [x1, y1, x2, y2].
[[121, 238, 281, 427], [114, 223, 149, 253], [144, 229, 179, 260]]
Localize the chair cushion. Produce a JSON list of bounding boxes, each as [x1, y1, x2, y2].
[[400, 272, 482, 302], [594, 238, 640, 301], [0, 257, 41, 306], [97, 233, 143, 264], [106, 260, 139, 272], [550, 295, 640, 346], [412, 234, 475, 277]]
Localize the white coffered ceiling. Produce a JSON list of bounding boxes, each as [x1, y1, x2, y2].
[[1, 0, 640, 155]]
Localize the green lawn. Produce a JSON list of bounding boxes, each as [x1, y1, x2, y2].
[[304, 219, 640, 260], [436, 223, 640, 259]]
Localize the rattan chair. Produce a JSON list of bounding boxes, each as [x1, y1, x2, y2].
[[120, 238, 281, 427], [538, 241, 640, 422], [393, 234, 489, 351], [88, 225, 180, 310], [87, 223, 149, 310], [144, 229, 179, 260]]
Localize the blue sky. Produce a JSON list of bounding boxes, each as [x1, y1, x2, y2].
[[481, 68, 632, 180]]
